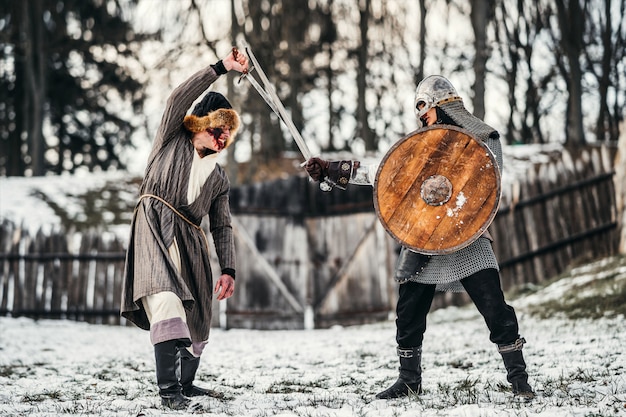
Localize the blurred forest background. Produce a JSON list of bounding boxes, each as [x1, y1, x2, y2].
[[0, 0, 624, 184]]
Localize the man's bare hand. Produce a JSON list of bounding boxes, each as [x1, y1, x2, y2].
[[214, 273, 235, 300], [223, 48, 249, 73]]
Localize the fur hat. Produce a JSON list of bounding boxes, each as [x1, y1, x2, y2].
[[183, 92, 240, 148]]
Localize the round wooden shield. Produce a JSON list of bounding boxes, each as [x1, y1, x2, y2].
[[374, 125, 501, 255]]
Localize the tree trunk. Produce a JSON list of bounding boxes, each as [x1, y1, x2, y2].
[[357, 0, 375, 151], [226, 0, 240, 185], [326, 43, 336, 152], [21, 0, 46, 176], [470, 0, 494, 119], [5, 2, 24, 176], [595, 0, 616, 142], [616, 119, 626, 254], [494, 0, 519, 144], [414, 0, 427, 86], [285, 1, 306, 156], [555, 0, 586, 146]]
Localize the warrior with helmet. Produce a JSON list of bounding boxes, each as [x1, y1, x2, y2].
[[306, 75, 535, 400]]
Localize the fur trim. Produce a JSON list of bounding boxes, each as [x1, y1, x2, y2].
[[183, 108, 240, 136]]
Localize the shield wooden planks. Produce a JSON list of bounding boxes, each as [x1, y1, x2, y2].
[[374, 125, 501, 254]]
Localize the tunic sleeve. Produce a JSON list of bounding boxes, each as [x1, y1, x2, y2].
[[208, 169, 236, 272], [209, 189, 236, 272], [153, 66, 221, 151]]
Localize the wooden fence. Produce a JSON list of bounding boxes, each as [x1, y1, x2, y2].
[[0, 145, 619, 329], [494, 149, 617, 288], [0, 225, 126, 325]]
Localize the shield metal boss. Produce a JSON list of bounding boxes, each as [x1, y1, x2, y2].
[[374, 125, 501, 255]]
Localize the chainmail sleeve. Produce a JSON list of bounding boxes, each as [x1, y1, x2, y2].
[[485, 135, 503, 173], [350, 162, 379, 186]]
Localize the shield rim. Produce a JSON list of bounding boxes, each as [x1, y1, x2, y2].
[[373, 124, 501, 255]]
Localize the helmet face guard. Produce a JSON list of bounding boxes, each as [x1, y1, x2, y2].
[[414, 75, 462, 120], [414, 95, 435, 119]]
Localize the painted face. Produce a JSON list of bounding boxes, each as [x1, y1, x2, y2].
[[207, 127, 231, 151], [193, 126, 232, 157]]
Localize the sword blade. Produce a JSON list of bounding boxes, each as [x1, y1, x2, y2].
[[244, 70, 283, 122], [241, 42, 313, 161]]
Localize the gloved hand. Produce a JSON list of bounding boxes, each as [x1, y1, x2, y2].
[[305, 157, 330, 182]]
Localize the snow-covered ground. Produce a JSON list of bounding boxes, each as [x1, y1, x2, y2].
[[1, 142, 624, 416], [1, 256, 625, 417]]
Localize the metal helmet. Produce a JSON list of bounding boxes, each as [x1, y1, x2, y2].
[[414, 75, 462, 119]]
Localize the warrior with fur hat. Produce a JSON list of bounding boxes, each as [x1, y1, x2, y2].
[[121, 48, 248, 410], [305, 75, 535, 400]]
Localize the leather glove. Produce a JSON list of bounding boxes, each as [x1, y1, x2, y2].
[[305, 157, 330, 182]]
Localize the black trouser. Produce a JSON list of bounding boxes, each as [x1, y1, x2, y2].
[[396, 268, 520, 348]]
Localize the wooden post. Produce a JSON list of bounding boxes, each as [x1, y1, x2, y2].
[[616, 119, 626, 254]]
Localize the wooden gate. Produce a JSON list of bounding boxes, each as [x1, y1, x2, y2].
[[221, 213, 396, 330]]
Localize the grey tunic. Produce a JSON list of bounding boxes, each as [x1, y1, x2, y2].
[[121, 66, 235, 342]]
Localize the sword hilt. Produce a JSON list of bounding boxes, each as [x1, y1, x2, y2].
[[301, 159, 334, 192], [231, 47, 247, 72], [320, 178, 334, 192]]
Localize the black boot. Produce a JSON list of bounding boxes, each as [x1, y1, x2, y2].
[[376, 346, 422, 399], [154, 340, 192, 410], [498, 338, 535, 399], [180, 349, 224, 399]]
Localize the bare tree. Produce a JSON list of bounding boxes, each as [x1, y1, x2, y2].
[[356, 0, 376, 151], [470, 0, 496, 119], [585, 0, 625, 142], [0, 0, 149, 176], [550, 0, 587, 145], [493, 0, 553, 144], [414, 0, 427, 86], [226, 0, 242, 184], [126, 0, 626, 183], [20, 0, 46, 175], [242, 1, 338, 175], [536, 0, 625, 145]]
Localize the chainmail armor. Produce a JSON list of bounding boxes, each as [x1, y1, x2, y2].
[[350, 114, 503, 292], [351, 164, 377, 185]]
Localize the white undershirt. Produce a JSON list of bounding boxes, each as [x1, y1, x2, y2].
[[187, 150, 218, 204]]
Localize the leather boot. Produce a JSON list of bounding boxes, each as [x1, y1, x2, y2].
[[154, 340, 192, 410], [180, 349, 224, 399], [376, 346, 422, 399], [498, 338, 535, 399]]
